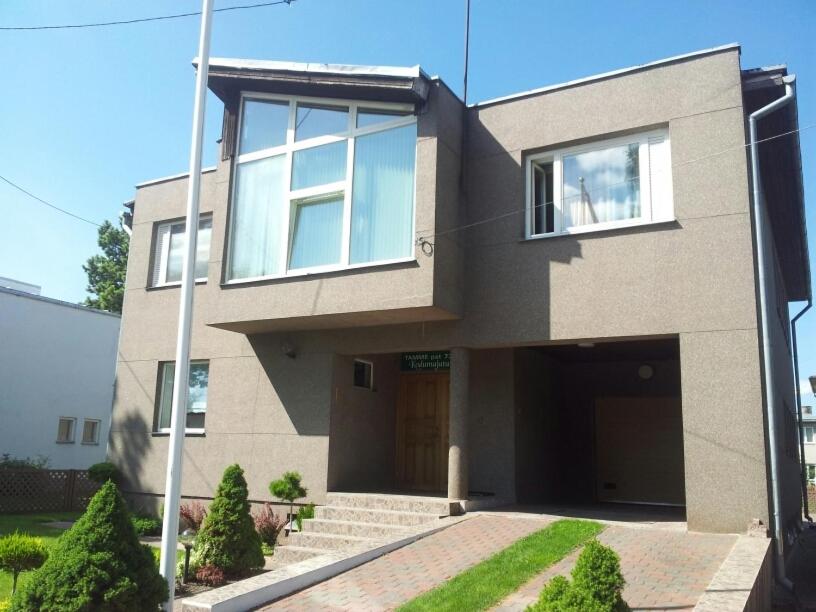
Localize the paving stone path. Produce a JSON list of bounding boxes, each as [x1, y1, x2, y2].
[[493, 526, 737, 611], [261, 515, 548, 611], [262, 515, 738, 612]]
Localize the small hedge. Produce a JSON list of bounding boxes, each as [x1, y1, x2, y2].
[[131, 515, 162, 537], [87, 462, 120, 484], [531, 539, 629, 612], [9, 481, 167, 611]]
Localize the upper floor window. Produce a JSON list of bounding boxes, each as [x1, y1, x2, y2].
[[151, 216, 212, 287], [227, 95, 417, 282], [805, 424, 816, 444], [525, 129, 673, 238]]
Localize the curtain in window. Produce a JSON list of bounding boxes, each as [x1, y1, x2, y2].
[[350, 124, 416, 264], [289, 195, 344, 270], [228, 155, 286, 279], [158, 362, 209, 430], [291, 141, 347, 190]]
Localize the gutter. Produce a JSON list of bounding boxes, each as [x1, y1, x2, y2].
[[748, 74, 796, 590], [792, 300, 812, 522]]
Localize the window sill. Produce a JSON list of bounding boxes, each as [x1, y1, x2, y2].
[[524, 218, 678, 242], [223, 256, 417, 286], [152, 430, 206, 437], [55, 440, 75, 444], [81, 442, 100, 446], [147, 279, 208, 291]]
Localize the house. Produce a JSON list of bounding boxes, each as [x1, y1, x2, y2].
[[109, 43, 809, 554], [0, 281, 120, 469], [803, 406, 816, 484]]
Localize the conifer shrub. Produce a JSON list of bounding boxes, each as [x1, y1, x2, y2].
[[295, 503, 315, 532], [10, 480, 167, 611], [0, 533, 48, 596], [530, 540, 628, 612], [186, 464, 263, 578], [87, 462, 120, 484], [269, 471, 307, 533]]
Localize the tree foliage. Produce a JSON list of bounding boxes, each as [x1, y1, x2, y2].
[[10, 480, 166, 611], [83, 220, 129, 314], [269, 471, 307, 530], [0, 533, 48, 596], [187, 465, 263, 578]]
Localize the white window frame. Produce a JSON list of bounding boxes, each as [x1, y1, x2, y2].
[[81, 419, 101, 445], [524, 129, 673, 239], [155, 359, 209, 434], [353, 359, 375, 390], [226, 93, 419, 284], [56, 417, 76, 444], [152, 215, 212, 287], [804, 424, 816, 444]]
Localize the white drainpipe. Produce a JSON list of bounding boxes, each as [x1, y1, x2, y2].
[[748, 74, 795, 589]]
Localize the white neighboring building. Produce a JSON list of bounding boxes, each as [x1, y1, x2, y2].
[[804, 404, 816, 484], [0, 282, 120, 469]]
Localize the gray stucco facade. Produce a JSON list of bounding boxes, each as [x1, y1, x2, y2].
[[109, 45, 809, 540]]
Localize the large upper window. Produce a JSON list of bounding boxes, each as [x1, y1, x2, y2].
[[525, 130, 672, 238], [227, 95, 417, 282], [152, 216, 212, 286]]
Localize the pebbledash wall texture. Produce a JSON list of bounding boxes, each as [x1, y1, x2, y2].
[[108, 44, 808, 539]]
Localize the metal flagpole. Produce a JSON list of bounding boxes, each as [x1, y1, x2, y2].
[[159, 0, 214, 607]]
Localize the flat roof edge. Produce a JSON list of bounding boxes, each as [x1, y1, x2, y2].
[[196, 57, 428, 81], [472, 43, 741, 109], [135, 166, 217, 189], [0, 286, 122, 318]]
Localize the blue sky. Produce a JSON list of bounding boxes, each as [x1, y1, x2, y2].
[[1, 0, 815, 399]]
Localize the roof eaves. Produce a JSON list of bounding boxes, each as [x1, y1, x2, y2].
[[472, 42, 741, 109]]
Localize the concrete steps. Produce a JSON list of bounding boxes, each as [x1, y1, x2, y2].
[[272, 492, 448, 567]]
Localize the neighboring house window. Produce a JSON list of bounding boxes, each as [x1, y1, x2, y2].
[[82, 419, 101, 445], [804, 406, 812, 416], [56, 417, 76, 443], [156, 361, 209, 433], [808, 464, 816, 483], [226, 96, 417, 282], [525, 129, 673, 238], [353, 359, 374, 390], [151, 216, 212, 286], [804, 424, 816, 444]]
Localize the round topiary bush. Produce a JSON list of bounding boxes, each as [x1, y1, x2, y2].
[[87, 462, 120, 485], [0, 533, 48, 596], [187, 464, 263, 578], [9, 480, 167, 611]]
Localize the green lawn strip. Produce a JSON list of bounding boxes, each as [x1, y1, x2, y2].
[[0, 512, 81, 601], [397, 519, 603, 612]]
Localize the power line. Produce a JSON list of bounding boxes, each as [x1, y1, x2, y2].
[[0, 174, 101, 227], [416, 122, 816, 245], [0, 0, 295, 31]]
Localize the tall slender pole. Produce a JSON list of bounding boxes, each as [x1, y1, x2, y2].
[[159, 0, 214, 607]]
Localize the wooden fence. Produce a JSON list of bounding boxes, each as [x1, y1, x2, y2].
[[0, 469, 100, 513]]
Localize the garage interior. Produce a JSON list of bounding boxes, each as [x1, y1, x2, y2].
[[514, 338, 686, 513]]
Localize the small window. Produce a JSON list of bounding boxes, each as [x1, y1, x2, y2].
[[82, 419, 100, 445], [353, 360, 373, 390], [805, 406, 813, 416], [526, 129, 672, 238], [151, 216, 212, 287], [156, 361, 209, 433], [805, 425, 816, 444], [808, 464, 816, 483], [56, 417, 76, 443]]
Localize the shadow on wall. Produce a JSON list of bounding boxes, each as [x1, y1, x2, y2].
[[247, 333, 331, 437]]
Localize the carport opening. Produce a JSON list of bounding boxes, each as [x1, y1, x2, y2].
[[514, 338, 685, 513]]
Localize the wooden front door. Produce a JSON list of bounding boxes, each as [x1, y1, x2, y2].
[[395, 373, 449, 492]]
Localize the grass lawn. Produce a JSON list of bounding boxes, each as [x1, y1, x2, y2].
[[397, 519, 603, 612], [0, 511, 81, 601]]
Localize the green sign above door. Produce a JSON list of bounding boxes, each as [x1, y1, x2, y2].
[[400, 351, 451, 372]]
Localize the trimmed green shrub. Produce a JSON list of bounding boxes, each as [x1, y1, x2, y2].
[[529, 540, 628, 612], [269, 472, 307, 530], [0, 533, 48, 595], [295, 503, 315, 532], [187, 465, 263, 578], [9, 480, 167, 611], [131, 515, 162, 537], [87, 462, 120, 484]]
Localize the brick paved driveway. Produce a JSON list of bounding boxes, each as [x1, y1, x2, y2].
[[260, 515, 548, 611], [494, 526, 737, 611], [261, 515, 737, 612]]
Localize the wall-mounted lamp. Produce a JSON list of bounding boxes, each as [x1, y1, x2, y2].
[[638, 364, 654, 380], [281, 341, 296, 359]]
